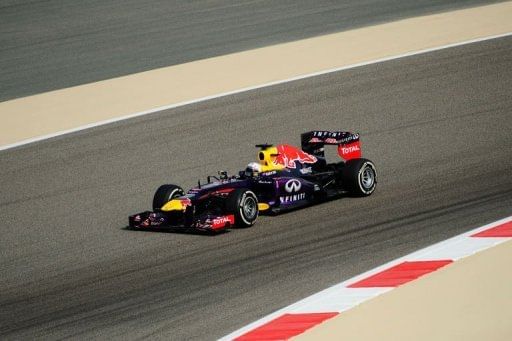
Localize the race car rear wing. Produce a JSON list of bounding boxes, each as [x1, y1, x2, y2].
[[301, 130, 361, 161]]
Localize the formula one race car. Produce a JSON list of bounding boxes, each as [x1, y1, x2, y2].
[[129, 131, 376, 233]]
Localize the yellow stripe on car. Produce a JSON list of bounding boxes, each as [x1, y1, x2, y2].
[[161, 199, 186, 212], [258, 203, 270, 211]]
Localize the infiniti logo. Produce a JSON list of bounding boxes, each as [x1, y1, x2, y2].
[[285, 179, 301, 193]]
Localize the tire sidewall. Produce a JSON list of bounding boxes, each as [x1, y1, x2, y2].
[[238, 190, 258, 226], [167, 188, 183, 201], [342, 158, 377, 196], [357, 160, 377, 195], [228, 189, 259, 227], [153, 184, 184, 211]]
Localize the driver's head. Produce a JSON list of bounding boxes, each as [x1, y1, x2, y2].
[[245, 162, 262, 177]]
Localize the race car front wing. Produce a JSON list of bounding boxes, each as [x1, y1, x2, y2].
[[129, 211, 235, 232]]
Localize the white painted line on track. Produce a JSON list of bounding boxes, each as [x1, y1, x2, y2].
[[2, 32, 512, 153]]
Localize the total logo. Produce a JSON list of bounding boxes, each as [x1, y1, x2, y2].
[[212, 215, 235, 228], [339, 145, 360, 154], [284, 179, 301, 193]]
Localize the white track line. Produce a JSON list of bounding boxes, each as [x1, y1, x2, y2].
[[2, 32, 512, 153]]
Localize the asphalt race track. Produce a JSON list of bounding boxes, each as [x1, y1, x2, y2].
[[0, 0, 503, 101], [1, 37, 511, 339]]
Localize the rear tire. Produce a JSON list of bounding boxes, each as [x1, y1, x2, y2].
[[153, 184, 184, 211], [341, 158, 377, 196], [226, 189, 259, 227]]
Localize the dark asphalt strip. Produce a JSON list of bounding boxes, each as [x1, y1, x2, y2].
[[0, 0, 504, 101], [0, 36, 511, 339]]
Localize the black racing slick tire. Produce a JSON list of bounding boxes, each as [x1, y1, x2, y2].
[[153, 184, 185, 211], [342, 158, 377, 196], [226, 189, 259, 227]]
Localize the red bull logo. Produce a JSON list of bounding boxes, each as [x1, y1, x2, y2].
[[274, 144, 317, 169]]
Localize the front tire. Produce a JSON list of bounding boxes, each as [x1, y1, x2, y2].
[[226, 189, 259, 227], [341, 158, 377, 196], [153, 184, 185, 211]]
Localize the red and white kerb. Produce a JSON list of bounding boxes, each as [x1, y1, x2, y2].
[[220, 216, 512, 340]]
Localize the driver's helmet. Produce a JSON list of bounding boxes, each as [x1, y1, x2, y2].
[[245, 162, 262, 177]]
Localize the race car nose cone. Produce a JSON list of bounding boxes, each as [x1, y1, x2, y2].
[[161, 199, 186, 212]]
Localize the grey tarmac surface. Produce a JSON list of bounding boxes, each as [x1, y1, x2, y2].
[[0, 0, 504, 101], [0, 37, 511, 339]]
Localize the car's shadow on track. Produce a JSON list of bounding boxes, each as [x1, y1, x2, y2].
[[122, 225, 232, 236]]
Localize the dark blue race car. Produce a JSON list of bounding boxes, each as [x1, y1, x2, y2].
[[129, 131, 377, 232]]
